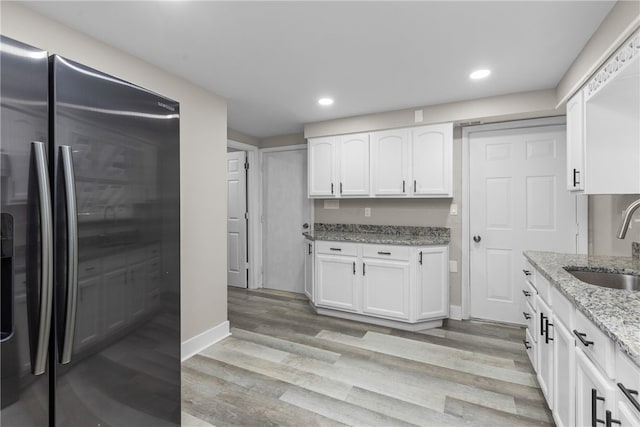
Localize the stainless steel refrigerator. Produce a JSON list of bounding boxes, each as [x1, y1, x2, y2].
[[1, 36, 181, 426]]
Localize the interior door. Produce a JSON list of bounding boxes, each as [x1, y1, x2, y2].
[[227, 151, 247, 288], [469, 124, 578, 324], [263, 148, 310, 293]]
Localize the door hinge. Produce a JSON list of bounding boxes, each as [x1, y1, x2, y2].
[[244, 212, 249, 220], [244, 160, 249, 170]]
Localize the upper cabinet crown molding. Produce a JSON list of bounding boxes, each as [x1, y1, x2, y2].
[[308, 122, 453, 199], [585, 30, 640, 100]]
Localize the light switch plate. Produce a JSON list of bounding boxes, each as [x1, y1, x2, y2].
[[324, 200, 339, 209], [449, 260, 458, 273], [450, 203, 458, 215], [414, 109, 424, 123], [364, 207, 371, 217]]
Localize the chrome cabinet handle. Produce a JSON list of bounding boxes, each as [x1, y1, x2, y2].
[[331, 183, 334, 194], [340, 182, 343, 194], [377, 251, 391, 255], [523, 269, 531, 276], [60, 146, 78, 364], [402, 180, 405, 193], [523, 312, 531, 320], [32, 142, 53, 376], [419, 251, 423, 265], [329, 247, 342, 252], [592, 388, 605, 426], [522, 290, 531, 297], [523, 339, 531, 350], [352, 262, 355, 275], [573, 168, 580, 187], [413, 180, 416, 193], [606, 410, 621, 426]]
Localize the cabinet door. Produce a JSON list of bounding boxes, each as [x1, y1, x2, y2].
[[316, 254, 359, 312], [74, 276, 102, 352], [415, 246, 449, 320], [552, 318, 575, 427], [361, 258, 410, 320], [536, 296, 554, 408], [304, 241, 314, 302], [575, 348, 616, 427], [338, 133, 370, 196], [615, 395, 640, 427], [308, 137, 336, 197], [371, 129, 409, 196], [410, 123, 453, 196], [566, 90, 585, 191], [103, 267, 128, 333]]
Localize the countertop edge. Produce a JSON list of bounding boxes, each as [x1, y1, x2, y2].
[[524, 251, 640, 367], [303, 232, 450, 246]]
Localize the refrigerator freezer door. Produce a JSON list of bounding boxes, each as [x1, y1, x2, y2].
[[0, 36, 51, 427], [51, 55, 181, 426]]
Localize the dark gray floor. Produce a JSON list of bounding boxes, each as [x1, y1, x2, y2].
[[181, 288, 554, 426]]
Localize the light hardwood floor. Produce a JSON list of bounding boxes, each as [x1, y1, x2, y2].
[[182, 288, 554, 426]]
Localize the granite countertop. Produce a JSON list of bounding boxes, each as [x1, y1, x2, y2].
[[524, 251, 640, 367], [303, 223, 450, 246]]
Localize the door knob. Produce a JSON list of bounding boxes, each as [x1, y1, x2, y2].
[[302, 223, 309, 229], [473, 235, 481, 243]]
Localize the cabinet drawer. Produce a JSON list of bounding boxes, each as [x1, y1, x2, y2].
[[616, 350, 640, 412], [316, 241, 358, 256], [362, 244, 409, 261], [536, 272, 551, 306], [525, 328, 537, 371], [550, 285, 574, 329], [523, 300, 537, 342], [522, 279, 537, 309], [523, 259, 536, 287], [574, 309, 615, 378]]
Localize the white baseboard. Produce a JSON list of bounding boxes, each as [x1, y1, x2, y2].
[[449, 305, 462, 320], [181, 320, 230, 362]]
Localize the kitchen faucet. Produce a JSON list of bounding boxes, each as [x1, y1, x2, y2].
[[617, 198, 640, 239]]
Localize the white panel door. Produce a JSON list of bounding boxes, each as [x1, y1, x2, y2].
[[411, 123, 453, 196], [263, 148, 310, 293], [308, 137, 336, 197], [371, 129, 409, 196], [338, 133, 370, 196], [361, 258, 410, 320], [227, 151, 248, 288], [469, 125, 578, 324]]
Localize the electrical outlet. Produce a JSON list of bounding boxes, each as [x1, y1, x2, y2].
[[364, 207, 371, 217], [414, 109, 424, 123], [450, 203, 458, 215]]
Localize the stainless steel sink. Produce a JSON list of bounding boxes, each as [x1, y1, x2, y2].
[[565, 269, 640, 291]]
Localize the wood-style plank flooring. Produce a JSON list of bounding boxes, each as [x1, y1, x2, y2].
[[182, 288, 554, 426]]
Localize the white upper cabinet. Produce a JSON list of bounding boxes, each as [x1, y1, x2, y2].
[[338, 133, 370, 196], [371, 129, 410, 196], [410, 123, 453, 196], [308, 122, 453, 198], [566, 90, 585, 192], [567, 30, 640, 194], [308, 136, 336, 197]]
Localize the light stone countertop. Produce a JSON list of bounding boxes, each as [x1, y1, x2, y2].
[[303, 223, 450, 246], [524, 251, 640, 367]]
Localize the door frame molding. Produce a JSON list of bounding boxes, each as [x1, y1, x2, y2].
[[259, 144, 314, 290], [461, 116, 587, 320], [228, 139, 261, 289]]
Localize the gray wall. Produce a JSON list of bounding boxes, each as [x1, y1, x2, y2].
[[589, 195, 640, 257], [314, 127, 464, 306], [2, 3, 229, 343]]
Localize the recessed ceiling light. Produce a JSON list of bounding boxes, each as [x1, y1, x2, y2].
[[318, 97, 334, 106], [470, 69, 491, 80]]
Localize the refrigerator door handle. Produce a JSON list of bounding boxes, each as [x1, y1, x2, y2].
[[60, 146, 78, 364], [32, 141, 53, 375]]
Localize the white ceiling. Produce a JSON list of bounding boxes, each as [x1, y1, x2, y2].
[[25, 1, 615, 139]]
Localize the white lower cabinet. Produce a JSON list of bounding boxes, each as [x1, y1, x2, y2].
[[415, 247, 449, 320], [553, 317, 575, 427], [362, 258, 410, 320], [576, 348, 616, 427], [304, 240, 314, 303], [527, 261, 640, 427], [313, 241, 448, 325], [316, 253, 359, 312]]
